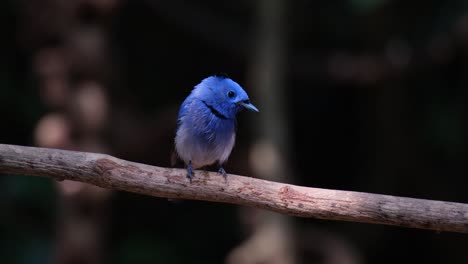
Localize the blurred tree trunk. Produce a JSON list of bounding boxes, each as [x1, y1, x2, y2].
[[22, 1, 118, 263], [227, 0, 296, 263]]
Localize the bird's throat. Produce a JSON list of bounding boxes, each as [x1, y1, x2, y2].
[[201, 100, 228, 120]]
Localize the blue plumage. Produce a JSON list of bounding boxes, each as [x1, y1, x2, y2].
[[175, 75, 258, 181]]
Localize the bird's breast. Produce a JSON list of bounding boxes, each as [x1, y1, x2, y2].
[[175, 111, 236, 168]]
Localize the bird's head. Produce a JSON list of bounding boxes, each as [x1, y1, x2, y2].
[[192, 75, 259, 119]]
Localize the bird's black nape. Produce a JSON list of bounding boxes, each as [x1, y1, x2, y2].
[[213, 72, 229, 79]]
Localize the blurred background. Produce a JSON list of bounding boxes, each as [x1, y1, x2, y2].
[[1, 0, 468, 263]]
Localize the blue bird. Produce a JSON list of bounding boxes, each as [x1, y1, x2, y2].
[[175, 74, 259, 181]]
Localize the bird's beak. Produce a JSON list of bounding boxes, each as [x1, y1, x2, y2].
[[238, 100, 259, 112]]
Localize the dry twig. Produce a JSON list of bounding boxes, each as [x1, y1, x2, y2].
[[1, 143, 468, 233]]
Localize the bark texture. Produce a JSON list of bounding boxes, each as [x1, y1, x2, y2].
[[1, 143, 468, 233]]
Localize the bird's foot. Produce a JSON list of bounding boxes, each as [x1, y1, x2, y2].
[[218, 166, 227, 180], [187, 161, 193, 182]]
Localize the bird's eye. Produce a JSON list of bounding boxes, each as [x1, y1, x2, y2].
[[227, 91, 235, 98]]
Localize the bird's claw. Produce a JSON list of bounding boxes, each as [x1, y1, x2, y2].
[[187, 161, 193, 182], [218, 166, 227, 180]]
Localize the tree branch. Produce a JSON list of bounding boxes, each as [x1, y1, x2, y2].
[[1, 143, 467, 233]]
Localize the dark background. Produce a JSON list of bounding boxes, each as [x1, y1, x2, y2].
[[1, 0, 467, 263]]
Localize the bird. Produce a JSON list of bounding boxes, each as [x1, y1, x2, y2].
[[174, 74, 259, 181]]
